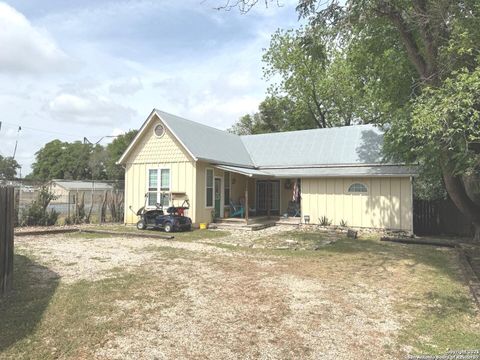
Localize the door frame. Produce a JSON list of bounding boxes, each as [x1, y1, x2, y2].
[[255, 180, 280, 215], [214, 176, 223, 218]]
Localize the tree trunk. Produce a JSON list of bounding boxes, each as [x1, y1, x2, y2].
[[443, 171, 480, 242]]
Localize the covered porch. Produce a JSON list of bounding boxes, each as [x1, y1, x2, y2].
[[212, 164, 301, 224]]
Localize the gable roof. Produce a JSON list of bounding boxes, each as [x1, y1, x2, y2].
[[241, 124, 383, 167], [155, 110, 254, 167], [118, 109, 414, 176]]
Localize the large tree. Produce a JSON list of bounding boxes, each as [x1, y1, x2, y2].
[[28, 131, 138, 181], [297, 0, 480, 239], [229, 96, 313, 135], [0, 155, 20, 180], [104, 130, 138, 180], [29, 140, 92, 180], [227, 0, 480, 240]]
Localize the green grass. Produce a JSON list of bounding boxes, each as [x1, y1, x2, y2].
[[82, 224, 230, 241]]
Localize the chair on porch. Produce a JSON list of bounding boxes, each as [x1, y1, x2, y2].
[[230, 200, 244, 218], [240, 198, 256, 216], [287, 201, 300, 217]]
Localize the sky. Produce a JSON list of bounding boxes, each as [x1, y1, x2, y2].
[[0, 0, 301, 175]]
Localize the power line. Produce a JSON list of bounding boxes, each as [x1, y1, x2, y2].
[[0, 121, 121, 140], [0, 121, 80, 138]]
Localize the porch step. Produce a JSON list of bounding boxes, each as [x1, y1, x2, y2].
[[216, 216, 280, 226], [214, 221, 277, 231], [276, 217, 302, 226]]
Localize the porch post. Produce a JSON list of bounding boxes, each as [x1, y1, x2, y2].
[[267, 181, 271, 219], [245, 178, 249, 222]]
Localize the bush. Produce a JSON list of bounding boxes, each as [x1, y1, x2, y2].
[[20, 186, 59, 226]]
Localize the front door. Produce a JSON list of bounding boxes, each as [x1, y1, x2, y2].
[[214, 178, 221, 218]]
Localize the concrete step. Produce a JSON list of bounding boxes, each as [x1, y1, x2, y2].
[[216, 216, 280, 226], [214, 221, 276, 231]]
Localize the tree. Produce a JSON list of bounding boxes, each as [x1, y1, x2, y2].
[[29, 140, 93, 180], [0, 155, 20, 180], [229, 96, 312, 135], [230, 23, 374, 134], [104, 130, 138, 180], [296, 0, 480, 240], [386, 67, 480, 237], [263, 26, 369, 128]]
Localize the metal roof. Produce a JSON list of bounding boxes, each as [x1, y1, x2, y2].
[[51, 180, 114, 191], [214, 165, 270, 177], [241, 124, 384, 167], [119, 109, 416, 177], [155, 110, 254, 167]]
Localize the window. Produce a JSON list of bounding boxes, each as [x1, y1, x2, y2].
[[154, 124, 165, 138], [206, 168, 213, 207], [148, 169, 158, 206], [348, 183, 368, 193], [148, 168, 170, 207], [224, 172, 230, 206]]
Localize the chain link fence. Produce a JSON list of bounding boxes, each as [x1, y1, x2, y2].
[[0, 179, 125, 226]]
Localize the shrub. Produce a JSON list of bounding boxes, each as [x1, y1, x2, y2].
[[339, 219, 348, 227], [20, 186, 59, 226]]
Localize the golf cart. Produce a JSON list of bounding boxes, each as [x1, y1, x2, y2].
[[135, 192, 192, 232]]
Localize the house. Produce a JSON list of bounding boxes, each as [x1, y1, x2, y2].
[[118, 109, 416, 231]]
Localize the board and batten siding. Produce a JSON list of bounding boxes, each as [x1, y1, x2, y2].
[[124, 118, 196, 224], [301, 177, 413, 231]]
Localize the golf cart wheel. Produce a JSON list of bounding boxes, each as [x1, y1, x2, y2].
[[136, 220, 146, 230], [164, 222, 173, 233]]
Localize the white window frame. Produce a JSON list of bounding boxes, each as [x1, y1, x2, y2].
[[146, 166, 171, 208], [205, 168, 214, 208]]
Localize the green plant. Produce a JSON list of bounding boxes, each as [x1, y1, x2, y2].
[[319, 216, 331, 226], [339, 219, 348, 227], [20, 186, 59, 226]]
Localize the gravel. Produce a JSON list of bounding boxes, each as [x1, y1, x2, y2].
[[14, 227, 405, 359]]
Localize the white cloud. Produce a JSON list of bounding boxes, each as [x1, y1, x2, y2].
[[0, 2, 70, 74], [48, 93, 137, 126], [109, 77, 143, 95]]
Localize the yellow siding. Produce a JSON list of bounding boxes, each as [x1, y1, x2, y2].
[[123, 115, 196, 224], [127, 117, 190, 164], [301, 177, 413, 231]]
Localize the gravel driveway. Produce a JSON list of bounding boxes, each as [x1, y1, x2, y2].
[[10, 228, 477, 360]]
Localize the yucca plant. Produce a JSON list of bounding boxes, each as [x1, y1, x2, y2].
[[319, 216, 331, 226]]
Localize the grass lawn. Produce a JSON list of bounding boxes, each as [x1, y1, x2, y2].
[[80, 224, 230, 241], [1, 229, 479, 359]]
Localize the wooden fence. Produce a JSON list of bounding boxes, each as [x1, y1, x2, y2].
[[413, 197, 473, 237], [1, 187, 14, 296]]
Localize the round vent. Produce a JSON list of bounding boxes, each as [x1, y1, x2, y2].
[[154, 124, 165, 138]]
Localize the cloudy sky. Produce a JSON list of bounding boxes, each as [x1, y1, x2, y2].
[[0, 0, 301, 175]]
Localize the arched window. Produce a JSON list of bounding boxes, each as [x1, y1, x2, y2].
[[348, 183, 368, 193]]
